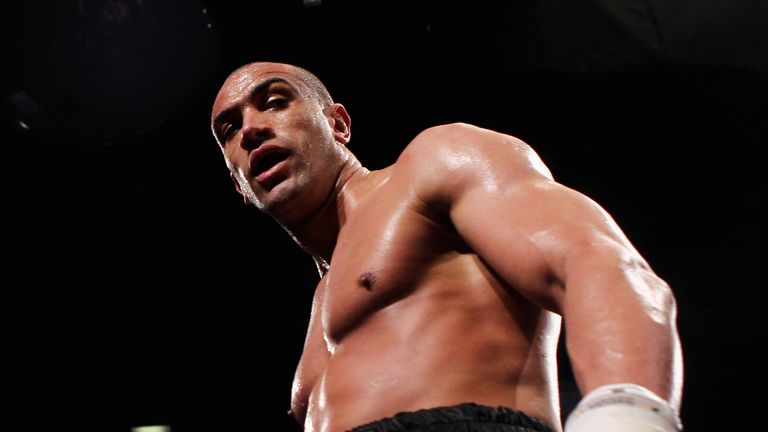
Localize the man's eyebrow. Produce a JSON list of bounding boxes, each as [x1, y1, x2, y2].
[[212, 77, 295, 132]]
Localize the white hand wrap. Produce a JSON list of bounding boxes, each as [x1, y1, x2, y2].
[[565, 384, 682, 432]]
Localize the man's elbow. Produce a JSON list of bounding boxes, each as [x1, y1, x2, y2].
[[566, 244, 678, 322], [613, 251, 677, 326], [627, 261, 677, 326]]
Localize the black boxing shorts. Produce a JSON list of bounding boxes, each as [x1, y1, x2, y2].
[[348, 403, 555, 432]]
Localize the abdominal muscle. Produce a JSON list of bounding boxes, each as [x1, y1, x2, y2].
[[299, 267, 563, 432]]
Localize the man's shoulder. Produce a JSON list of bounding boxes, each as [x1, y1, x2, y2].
[[395, 122, 551, 180], [389, 123, 553, 202], [403, 122, 519, 154]]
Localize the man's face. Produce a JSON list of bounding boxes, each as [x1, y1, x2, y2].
[[211, 63, 344, 222]]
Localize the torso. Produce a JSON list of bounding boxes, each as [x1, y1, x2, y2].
[[291, 161, 562, 432]]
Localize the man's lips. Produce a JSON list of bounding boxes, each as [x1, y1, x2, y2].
[[248, 144, 291, 179], [254, 159, 290, 187]]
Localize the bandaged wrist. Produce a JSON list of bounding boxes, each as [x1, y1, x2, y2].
[[565, 383, 681, 432]]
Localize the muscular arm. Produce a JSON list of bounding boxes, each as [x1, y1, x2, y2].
[[404, 123, 683, 409]]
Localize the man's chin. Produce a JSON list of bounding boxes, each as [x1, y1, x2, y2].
[[251, 180, 300, 217]]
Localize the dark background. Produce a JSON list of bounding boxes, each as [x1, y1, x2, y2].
[[4, 1, 766, 431]]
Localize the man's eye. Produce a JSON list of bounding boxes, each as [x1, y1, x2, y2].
[[221, 124, 239, 140], [266, 97, 288, 109]]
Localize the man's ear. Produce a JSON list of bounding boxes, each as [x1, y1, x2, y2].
[[326, 103, 351, 145], [230, 173, 249, 204]]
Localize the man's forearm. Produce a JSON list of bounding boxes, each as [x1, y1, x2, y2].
[[561, 249, 683, 409]]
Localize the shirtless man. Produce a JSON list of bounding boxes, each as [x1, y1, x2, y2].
[[210, 62, 683, 432]]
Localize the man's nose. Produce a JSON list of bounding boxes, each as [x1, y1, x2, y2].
[[240, 107, 275, 150]]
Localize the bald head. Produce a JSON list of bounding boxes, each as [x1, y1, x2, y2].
[[226, 62, 333, 108]]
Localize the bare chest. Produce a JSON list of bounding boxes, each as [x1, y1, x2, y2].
[[321, 192, 455, 345]]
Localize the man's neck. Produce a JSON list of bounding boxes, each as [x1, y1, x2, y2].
[[282, 152, 370, 270]]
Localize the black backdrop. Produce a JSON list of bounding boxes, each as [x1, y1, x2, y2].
[[4, 1, 766, 431]]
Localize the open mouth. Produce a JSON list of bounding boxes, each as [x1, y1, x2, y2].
[[248, 144, 291, 177], [254, 152, 289, 176]]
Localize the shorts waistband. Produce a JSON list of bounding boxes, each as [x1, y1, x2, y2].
[[348, 402, 555, 432]]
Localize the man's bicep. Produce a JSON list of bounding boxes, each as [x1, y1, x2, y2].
[[449, 178, 635, 312]]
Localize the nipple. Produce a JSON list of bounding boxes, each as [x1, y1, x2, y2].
[[358, 272, 375, 291]]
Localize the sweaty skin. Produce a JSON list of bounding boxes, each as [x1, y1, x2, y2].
[[211, 63, 682, 432]]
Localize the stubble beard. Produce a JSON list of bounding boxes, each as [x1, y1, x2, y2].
[[248, 172, 314, 226]]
